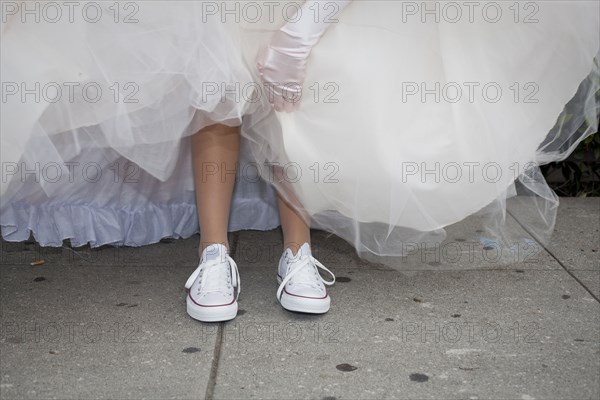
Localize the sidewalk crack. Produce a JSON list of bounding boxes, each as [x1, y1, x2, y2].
[[507, 209, 599, 302], [204, 231, 240, 400]]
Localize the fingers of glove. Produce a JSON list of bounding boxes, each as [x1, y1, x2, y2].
[[282, 84, 302, 112]]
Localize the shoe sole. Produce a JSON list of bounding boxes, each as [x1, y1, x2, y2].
[[186, 296, 238, 322], [276, 276, 330, 314]]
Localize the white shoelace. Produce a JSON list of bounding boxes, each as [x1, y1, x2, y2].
[[277, 255, 335, 300], [185, 256, 240, 300]]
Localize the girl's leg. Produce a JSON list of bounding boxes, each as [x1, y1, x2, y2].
[[277, 193, 311, 256], [272, 166, 311, 255], [186, 123, 241, 323], [191, 123, 240, 256]]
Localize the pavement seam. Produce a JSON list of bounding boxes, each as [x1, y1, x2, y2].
[[204, 324, 224, 400], [204, 231, 240, 400], [507, 209, 600, 303]]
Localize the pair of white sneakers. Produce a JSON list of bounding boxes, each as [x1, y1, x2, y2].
[[184, 243, 335, 322]]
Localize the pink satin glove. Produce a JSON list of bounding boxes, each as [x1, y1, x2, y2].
[[257, 0, 351, 112]]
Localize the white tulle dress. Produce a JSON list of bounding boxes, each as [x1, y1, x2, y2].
[[1, 1, 599, 258]]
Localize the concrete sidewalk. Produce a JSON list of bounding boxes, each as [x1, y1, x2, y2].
[[1, 198, 598, 399]]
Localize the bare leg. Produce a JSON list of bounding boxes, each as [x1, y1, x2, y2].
[[191, 123, 240, 256], [274, 167, 311, 256], [277, 194, 311, 256]]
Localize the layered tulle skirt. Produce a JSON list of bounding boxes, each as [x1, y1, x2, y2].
[[1, 2, 279, 247], [1, 1, 599, 258]]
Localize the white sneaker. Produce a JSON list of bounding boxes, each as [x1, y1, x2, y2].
[[276, 243, 335, 314], [185, 244, 240, 322]]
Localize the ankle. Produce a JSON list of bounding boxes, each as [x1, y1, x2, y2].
[[199, 242, 229, 258], [283, 241, 311, 257]]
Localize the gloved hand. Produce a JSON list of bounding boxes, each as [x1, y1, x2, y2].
[[257, 0, 351, 112]]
